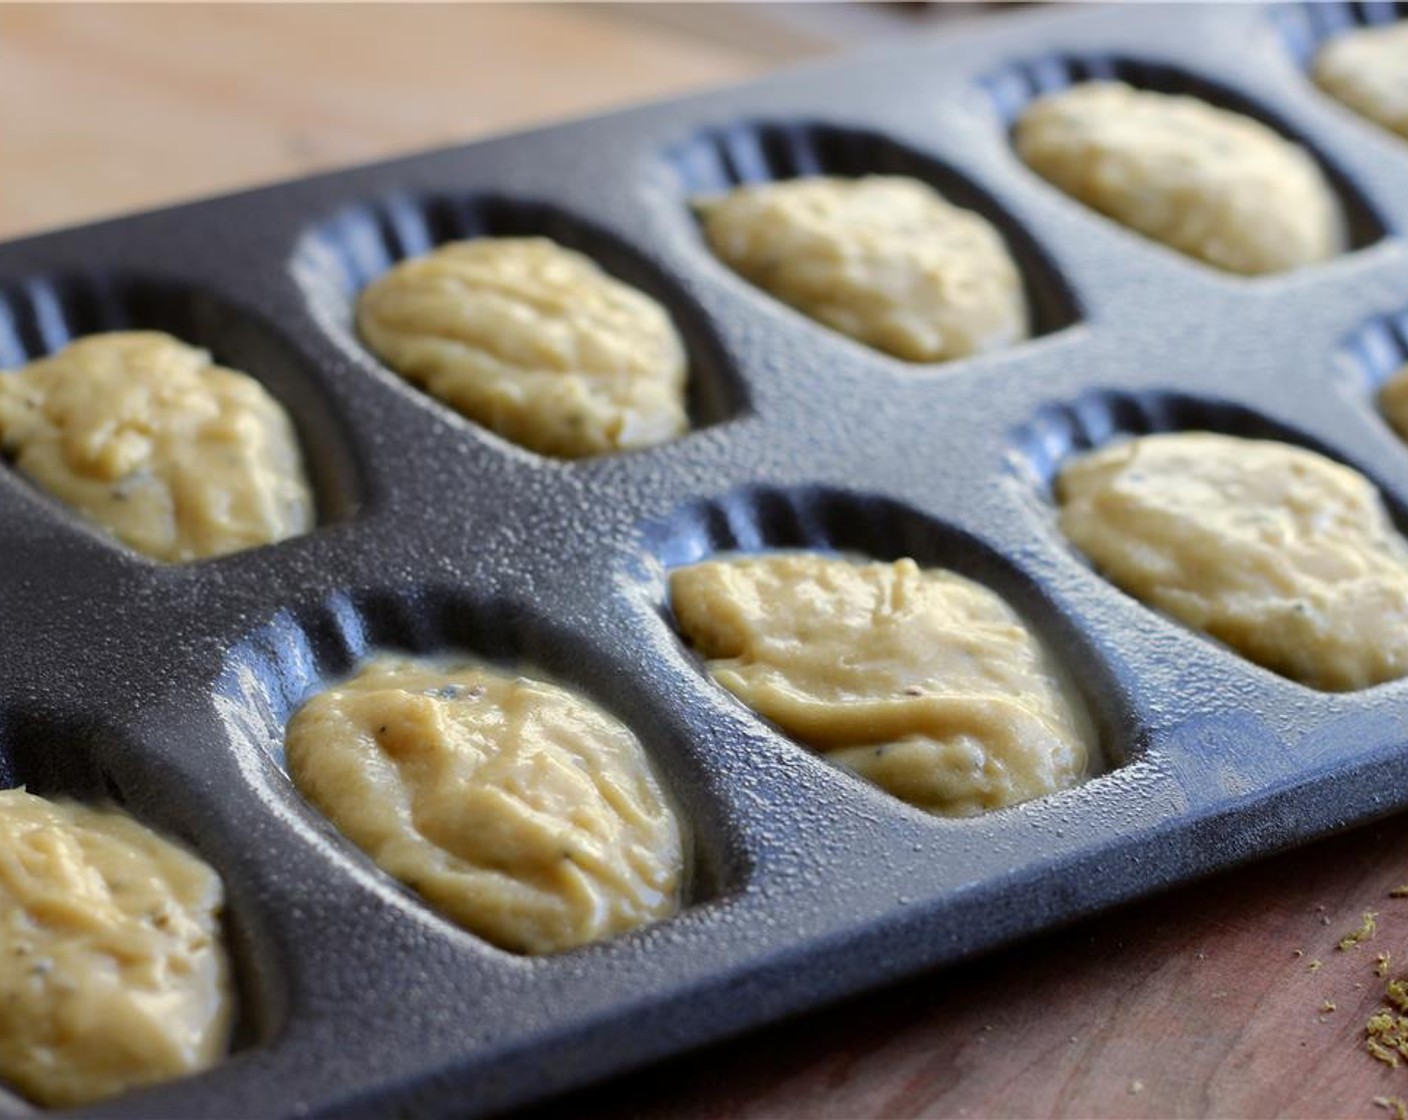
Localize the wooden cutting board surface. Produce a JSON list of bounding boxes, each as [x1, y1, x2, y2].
[[0, 3, 758, 239], [4, 6, 1406, 1117]]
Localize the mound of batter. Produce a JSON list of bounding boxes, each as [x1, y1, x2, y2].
[[669, 553, 1089, 816], [0, 790, 230, 1108], [0, 331, 314, 562], [696, 175, 1028, 362], [285, 657, 684, 955], [1314, 22, 1408, 140], [1015, 81, 1345, 275], [1057, 432, 1408, 691], [356, 238, 689, 458]]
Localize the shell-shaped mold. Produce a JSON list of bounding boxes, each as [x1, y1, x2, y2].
[[642, 485, 1130, 772], [0, 707, 284, 1064], [666, 120, 1081, 341], [0, 273, 362, 527], [981, 52, 1389, 254], [214, 588, 742, 922], [292, 194, 746, 434]]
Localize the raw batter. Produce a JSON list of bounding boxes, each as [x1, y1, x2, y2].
[[1015, 81, 1345, 274], [356, 238, 689, 458], [1380, 363, 1408, 440], [669, 553, 1090, 816], [1314, 22, 1408, 141], [285, 657, 684, 954], [696, 175, 1028, 362], [1057, 432, 1408, 690], [0, 790, 231, 1107], [0, 331, 313, 562]]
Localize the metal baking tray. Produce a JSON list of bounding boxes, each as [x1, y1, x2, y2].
[[3, 2, 1408, 1115]]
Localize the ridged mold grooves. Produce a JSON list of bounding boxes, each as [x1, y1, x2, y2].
[[643, 485, 1131, 774], [0, 708, 283, 1071], [0, 273, 362, 528], [667, 121, 1081, 344], [1013, 389, 1408, 502], [1342, 304, 1408, 438], [1272, 2, 1408, 69], [1343, 305, 1408, 388], [981, 53, 1389, 254], [292, 194, 745, 436], [213, 588, 737, 931]]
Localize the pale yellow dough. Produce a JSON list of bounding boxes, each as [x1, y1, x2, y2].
[[669, 554, 1089, 816], [356, 238, 689, 458], [1314, 22, 1408, 140], [0, 790, 230, 1108], [696, 176, 1028, 362], [1015, 81, 1345, 275], [1379, 364, 1408, 439], [0, 332, 314, 562], [285, 657, 684, 954], [1057, 432, 1408, 691]]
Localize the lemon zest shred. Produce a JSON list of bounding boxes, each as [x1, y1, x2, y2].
[[1340, 911, 1379, 950]]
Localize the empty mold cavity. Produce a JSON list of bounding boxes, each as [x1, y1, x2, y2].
[[643, 485, 1130, 777], [214, 587, 739, 929], [666, 121, 1081, 343], [981, 53, 1389, 255], [0, 707, 283, 1062], [1273, 2, 1408, 69], [292, 194, 744, 435], [0, 272, 362, 527]]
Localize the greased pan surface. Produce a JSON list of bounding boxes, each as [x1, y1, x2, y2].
[[4, 3, 1408, 1116]]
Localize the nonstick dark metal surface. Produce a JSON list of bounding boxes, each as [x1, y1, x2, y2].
[[3, 3, 1408, 1116]]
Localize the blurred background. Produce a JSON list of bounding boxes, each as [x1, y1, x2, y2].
[[0, 3, 1019, 240]]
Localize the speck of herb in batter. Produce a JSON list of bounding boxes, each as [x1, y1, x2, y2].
[[1391, 885, 1408, 899], [1378, 953, 1393, 978], [378, 725, 387, 735], [1340, 910, 1378, 950], [902, 685, 923, 696], [1375, 1095, 1408, 1120], [1309, 959, 1323, 972]]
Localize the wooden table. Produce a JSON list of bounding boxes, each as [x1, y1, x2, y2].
[[4, 6, 1404, 1117]]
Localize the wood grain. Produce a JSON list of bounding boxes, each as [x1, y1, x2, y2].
[[5, 6, 1408, 1117], [542, 815, 1408, 1120], [0, 3, 758, 239]]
